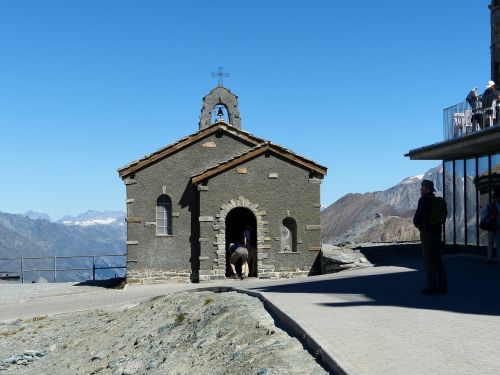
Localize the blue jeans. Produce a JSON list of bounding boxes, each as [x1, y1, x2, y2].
[[487, 230, 500, 261]]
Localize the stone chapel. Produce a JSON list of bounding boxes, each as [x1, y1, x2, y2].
[[118, 84, 327, 283]]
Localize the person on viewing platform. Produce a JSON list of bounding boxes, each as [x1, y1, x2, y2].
[[481, 81, 499, 127], [466, 87, 483, 130]]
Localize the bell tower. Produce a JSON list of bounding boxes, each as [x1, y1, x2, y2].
[[199, 68, 242, 130], [490, 0, 500, 83], [198, 85, 242, 130]]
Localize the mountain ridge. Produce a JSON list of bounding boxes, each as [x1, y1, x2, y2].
[[57, 210, 125, 227], [0, 212, 126, 259], [321, 165, 443, 245]]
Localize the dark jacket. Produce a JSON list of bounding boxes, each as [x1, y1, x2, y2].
[[466, 91, 480, 110], [413, 193, 442, 235], [481, 87, 497, 109]]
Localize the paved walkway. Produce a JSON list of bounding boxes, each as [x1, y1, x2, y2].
[[1, 255, 500, 374]]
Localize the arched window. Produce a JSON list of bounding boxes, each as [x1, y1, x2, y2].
[[156, 195, 172, 235], [281, 217, 297, 252]]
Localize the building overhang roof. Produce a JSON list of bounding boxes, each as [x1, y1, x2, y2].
[[405, 126, 500, 160], [191, 143, 328, 185]]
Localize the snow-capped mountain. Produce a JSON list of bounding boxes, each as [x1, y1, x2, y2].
[[372, 165, 443, 215], [0, 211, 126, 282], [400, 174, 424, 185], [57, 210, 125, 227]]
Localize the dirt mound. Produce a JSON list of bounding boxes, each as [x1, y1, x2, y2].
[[0, 291, 328, 374]]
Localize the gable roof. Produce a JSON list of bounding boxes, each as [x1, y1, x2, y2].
[[191, 142, 327, 185], [117, 122, 266, 178]]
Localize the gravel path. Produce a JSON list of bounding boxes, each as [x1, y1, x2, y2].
[[0, 282, 100, 304], [0, 291, 329, 375]]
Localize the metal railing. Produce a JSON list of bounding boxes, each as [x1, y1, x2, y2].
[[443, 98, 500, 141], [0, 254, 126, 284]]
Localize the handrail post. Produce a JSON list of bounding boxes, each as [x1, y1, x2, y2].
[[92, 256, 96, 281], [54, 256, 57, 282], [20, 257, 24, 284]]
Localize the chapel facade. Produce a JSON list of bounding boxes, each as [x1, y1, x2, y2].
[[118, 85, 327, 283]]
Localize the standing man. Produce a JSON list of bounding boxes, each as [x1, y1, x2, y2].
[[413, 179, 448, 295], [481, 80, 499, 127]]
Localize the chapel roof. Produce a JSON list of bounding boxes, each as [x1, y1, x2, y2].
[[117, 122, 266, 178], [191, 142, 327, 185]]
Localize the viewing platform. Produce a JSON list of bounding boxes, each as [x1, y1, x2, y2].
[[444, 97, 500, 140]]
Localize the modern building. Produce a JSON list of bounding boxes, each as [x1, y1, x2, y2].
[[118, 85, 327, 283], [406, 1, 500, 249]]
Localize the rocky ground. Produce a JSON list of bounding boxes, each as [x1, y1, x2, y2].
[[0, 291, 329, 375]]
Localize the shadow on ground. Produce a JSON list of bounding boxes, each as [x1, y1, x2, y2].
[[252, 255, 500, 317], [74, 277, 126, 289], [355, 242, 487, 266]]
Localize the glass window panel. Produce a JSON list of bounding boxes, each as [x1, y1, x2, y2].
[[492, 154, 500, 194], [444, 161, 454, 244], [455, 160, 465, 245], [466, 158, 477, 246], [156, 195, 173, 235], [477, 156, 490, 246]]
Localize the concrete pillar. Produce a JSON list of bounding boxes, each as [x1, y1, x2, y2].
[[490, 1, 500, 83]]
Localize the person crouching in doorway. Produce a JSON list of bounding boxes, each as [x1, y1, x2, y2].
[[228, 243, 249, 280]]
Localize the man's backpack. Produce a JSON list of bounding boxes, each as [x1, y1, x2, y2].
[[427, 196, 447, 226]]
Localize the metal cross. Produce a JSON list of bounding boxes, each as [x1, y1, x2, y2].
[[211, 67, 230, 86]]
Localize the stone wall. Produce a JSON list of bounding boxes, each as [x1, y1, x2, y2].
[[126, 269, 192, 284], [122, 126, 324, 284], [198, 153, 323, 281], [124, 132, 254, 281]]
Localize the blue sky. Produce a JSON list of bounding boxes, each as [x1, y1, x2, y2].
[[0, 0, 493, 220]]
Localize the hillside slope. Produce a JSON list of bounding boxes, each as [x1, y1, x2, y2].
[[321, 165, 442, 245]]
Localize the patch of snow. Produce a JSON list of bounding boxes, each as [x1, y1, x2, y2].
[[61, 218, 118, 226], [401, 174, 424, 184]]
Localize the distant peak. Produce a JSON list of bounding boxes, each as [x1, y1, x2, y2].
[[22, 210, 52, 222], [401, 174, 424, 185], [56, 210, 126, 226]]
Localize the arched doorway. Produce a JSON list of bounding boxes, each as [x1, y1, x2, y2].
[[225, 207, 257, 277]]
